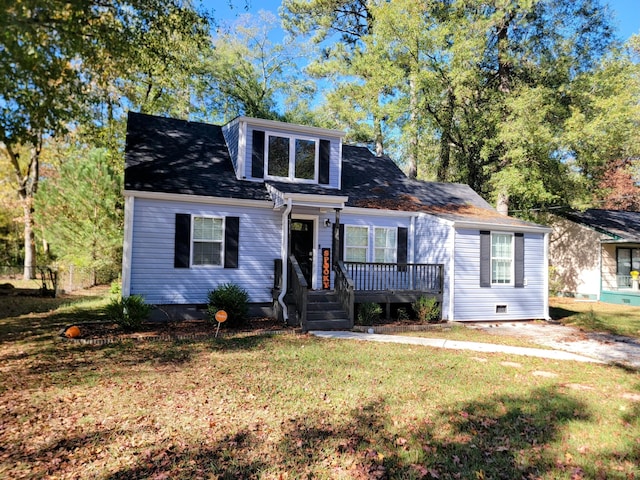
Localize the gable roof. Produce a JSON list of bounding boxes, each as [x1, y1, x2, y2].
[[560, 209, 640, 242], [124, 112, 545, 230]]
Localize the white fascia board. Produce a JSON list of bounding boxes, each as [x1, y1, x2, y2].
[[452, 219, 552, 234], [123, 190, 274, 209], [283, 192, 348, 207], [234, 116, 345, 139]]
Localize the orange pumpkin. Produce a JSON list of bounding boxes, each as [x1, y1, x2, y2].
[[65, 326, 81, 338]]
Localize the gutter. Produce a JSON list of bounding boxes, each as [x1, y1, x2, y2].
[[277, 199, 293, 323]]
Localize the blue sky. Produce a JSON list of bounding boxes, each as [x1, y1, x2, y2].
[[201, 0, 639, 42]]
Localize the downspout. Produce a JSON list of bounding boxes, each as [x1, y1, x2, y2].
[[277, 199, 293, 323]]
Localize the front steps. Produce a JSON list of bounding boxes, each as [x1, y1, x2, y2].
[[303, 291, 351, 331]]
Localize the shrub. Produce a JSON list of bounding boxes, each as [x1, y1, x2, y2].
[[110, 280, 122, 297], [207, 283, 249, 328], [356, 302, 382, 325], [105, 295, 151, 332], [412, 296, 440, 324]]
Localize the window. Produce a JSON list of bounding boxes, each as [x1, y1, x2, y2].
[[265, 133, 317, 181], [617, 248, 640, 275], [374, 227, 397, 263], [192, 217, 223, 266], [345, 226, 368, 262], [491, 233, 513, 284]]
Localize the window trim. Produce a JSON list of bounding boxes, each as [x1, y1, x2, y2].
[[490, 232, 514, 285], [344, 225, 369, 262], [264, 131, 319, 183], [373, 226, 398, 263], [191, 215, 225, 268]]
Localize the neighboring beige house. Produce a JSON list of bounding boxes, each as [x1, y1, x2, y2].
[[549, 209, 640, 305]]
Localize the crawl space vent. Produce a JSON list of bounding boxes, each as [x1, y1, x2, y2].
[[496, 305, 508, 314]]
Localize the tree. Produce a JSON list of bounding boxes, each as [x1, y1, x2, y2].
[[0, 0, 210, 279], [35, 148, 123, 284], [202, 11, 314, 122]]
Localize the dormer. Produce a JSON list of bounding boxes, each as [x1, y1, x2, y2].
[[222, 116, 345, 189]]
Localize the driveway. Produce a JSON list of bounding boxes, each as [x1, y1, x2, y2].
[[310, 321, 640, 369]]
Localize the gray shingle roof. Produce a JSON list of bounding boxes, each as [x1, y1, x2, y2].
[[561, 209, 640, 241], [124, 112, 545, 230]]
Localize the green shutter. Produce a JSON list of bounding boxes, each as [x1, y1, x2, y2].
[[480, 230, 491, 287]]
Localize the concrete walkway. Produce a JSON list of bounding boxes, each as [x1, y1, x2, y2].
[[309, 330, 605, 364]]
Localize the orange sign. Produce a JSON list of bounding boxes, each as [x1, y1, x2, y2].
[[322, 248, 331, 290], [215, 310, 228, 323]]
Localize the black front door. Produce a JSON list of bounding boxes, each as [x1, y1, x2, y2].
[[291, 219, 314, 287]]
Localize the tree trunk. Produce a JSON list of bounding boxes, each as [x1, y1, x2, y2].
[[374, 116, 384, 157], [22, 199, 36, 280], [406, 74, 418, 179]]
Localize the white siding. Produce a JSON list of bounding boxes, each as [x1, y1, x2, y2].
[[221, 121, 240, 174], [413, 214, 453, 320], [453, 229, 547, 321], [129, 198, 280, 304]]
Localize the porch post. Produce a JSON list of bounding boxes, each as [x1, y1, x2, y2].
[[332, 208, 341, 269]]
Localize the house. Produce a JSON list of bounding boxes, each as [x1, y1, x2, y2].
[[122, 112, 551, 329], [548, 209, 640, 305]]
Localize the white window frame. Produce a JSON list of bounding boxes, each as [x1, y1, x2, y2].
[[191, 216, 224, 267], [264, 131, 319, 183], [344, 225, 369, 262], [374, 227, 397, 263], [491, 232, 514, 285]]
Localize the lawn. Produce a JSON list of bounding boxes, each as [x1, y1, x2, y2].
[[550, 297, 640, 338], [1, 289, 639, 479]]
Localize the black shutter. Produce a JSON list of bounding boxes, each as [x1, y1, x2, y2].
[[397, 227, 408, 272], [339, 224, 345, 261], [251, 130, 265, 179], [319, 139, 330, 184], [224, 216, 240, 269], [480, 230, 491, 287], [514, 232, 524, 288], [174, 214, 191, 268]]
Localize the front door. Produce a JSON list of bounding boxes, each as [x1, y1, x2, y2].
[[291, 219, 314, 287]]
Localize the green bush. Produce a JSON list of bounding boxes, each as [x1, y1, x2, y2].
[[105, 294, 151, 332], [356, 302, 382, 325], [412, 296, 441, 324], [207, 283, 249, 328]]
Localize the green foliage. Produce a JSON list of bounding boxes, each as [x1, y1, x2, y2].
[[356, 302, 382, 325], [105, 295, 151, 332], [412, 296, 441, 324], [110, 281, 122, 297], [207, 283, 250, 328], [35, 148, 123, 281]]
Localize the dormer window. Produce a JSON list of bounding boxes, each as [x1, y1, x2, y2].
[[266, 133, 318, 182]]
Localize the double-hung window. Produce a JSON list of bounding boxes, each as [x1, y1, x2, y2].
[[266, 133, 317, 182], [491, 233, 513, 284], [192, 217, 223, 266], [374, 227, 397, 263], [344, 226, 368, 262]]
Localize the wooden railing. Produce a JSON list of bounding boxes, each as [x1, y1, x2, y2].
[[344, 262, 443, 293], [335, 261, 355, 325], [289, 255, 308, 326]]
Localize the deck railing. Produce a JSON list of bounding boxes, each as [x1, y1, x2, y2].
[[335, 261, 355, 324], [288, 255, 308, 325], [344, 262, 444, 292]]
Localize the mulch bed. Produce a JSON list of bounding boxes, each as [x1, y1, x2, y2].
[[60, 317, 299, 344]]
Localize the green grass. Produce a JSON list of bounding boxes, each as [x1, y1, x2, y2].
[[0, 289, 639, 479], [550, 297, 640, 338]]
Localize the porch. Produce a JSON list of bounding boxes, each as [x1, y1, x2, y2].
[[273, 257, 444, 331], [600, 274, 640, 306]]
